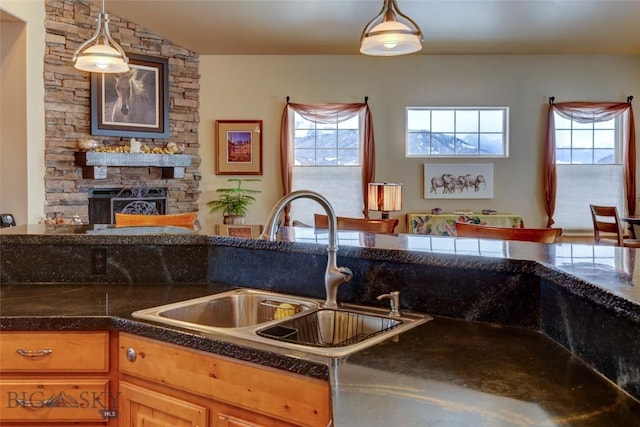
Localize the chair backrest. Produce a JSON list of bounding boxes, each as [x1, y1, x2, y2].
[[115, 212, 197, 229], [589, 204, 624, 245], [314, 214, 399, 234], [455, 222, 562, 243]]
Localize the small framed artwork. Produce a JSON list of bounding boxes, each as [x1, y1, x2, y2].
[[90, 53, 170, 139], [215, 224, 263, 238], [215, 120, 263, 175], [424, 163, 494, 199]]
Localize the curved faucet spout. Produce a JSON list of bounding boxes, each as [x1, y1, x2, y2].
[[260, 190, 353, 308]]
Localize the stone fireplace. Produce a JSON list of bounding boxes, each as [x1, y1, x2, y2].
[[43, 1, 201, 222], [88, 186, 168, 224]]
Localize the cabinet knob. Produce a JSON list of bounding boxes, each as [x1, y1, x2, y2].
[[126, 347, 137, 362]]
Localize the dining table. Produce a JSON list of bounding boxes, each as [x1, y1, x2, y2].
[[621, 216, 640, 238], [406, 212, 525, 236]]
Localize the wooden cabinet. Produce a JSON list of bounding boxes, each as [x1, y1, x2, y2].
[[120, 382, 207, 427], [118, 333, 331, 427], [0, 330, 331, 426], [0, 331, 113, 427]]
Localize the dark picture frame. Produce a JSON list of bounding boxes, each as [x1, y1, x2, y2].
[[90, 53, 169, 139], [215, 120, 263, 175]]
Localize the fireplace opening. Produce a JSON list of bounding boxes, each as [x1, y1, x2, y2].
[[89, 186, 168, 224]]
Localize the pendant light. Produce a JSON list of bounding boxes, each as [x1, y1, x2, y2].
[[360, 0, 423, 56], [72, 0, 129, 73]]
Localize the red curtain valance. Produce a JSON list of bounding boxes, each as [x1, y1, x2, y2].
[[544, 101, 636, 227], [279, 102, 376, 225]]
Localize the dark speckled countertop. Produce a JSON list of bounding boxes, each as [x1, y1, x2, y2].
[[2, 283, 639, 426], [0, 283, 332, 379], [333, 318, 640, 426], [3, 225, 640, 425]]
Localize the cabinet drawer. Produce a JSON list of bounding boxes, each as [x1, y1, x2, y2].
[[0, 331, 109, 372], [0, 379, 110, 422]]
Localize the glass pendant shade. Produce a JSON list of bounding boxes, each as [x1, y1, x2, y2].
[[360, 0, 423, 56], [72, 0, 129, 73], [74, 43, 129, 73]]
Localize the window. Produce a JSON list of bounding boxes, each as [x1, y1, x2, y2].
[[553, 111, 625, 231], [555, 113, 619, 164], [406, 107, 509, 157], [290, 111, 364, 225]]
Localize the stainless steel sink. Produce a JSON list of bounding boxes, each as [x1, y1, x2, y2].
[[132, 288, 319, 329], [132, 288, 430, 358], [258, 308, 403, 347], [257, 306, 429, 357]]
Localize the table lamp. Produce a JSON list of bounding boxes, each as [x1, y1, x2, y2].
[[368, 183, 402, 219]]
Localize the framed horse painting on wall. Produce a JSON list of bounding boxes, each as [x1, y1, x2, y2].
[[90, 54, 170, 139], [424, 163, 494, 199]]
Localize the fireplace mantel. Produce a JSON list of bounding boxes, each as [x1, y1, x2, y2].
[[75, 152, 191, 179]]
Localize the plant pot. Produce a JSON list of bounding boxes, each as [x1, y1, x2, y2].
[[224, 215, 245, 225]]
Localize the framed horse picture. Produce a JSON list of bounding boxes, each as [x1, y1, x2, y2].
[[424, 163, 494, 199], [90, 54, 169, 139]]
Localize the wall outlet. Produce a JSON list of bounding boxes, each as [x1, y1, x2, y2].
[[91, 247, 107, 275]]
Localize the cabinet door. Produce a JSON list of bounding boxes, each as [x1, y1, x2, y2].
[[119, 382, 207, 427], [119, 333, 331, 427], [217, 413, 265, 427]]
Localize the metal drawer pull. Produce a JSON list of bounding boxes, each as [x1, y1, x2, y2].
[[15, 397, 55, 408], [16, 348, 53, 357]]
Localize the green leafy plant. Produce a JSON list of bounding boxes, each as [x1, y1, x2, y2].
[[206, 178, 261, 217]]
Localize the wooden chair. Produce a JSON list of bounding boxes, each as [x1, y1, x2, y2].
[[115, 212, 198, 229], [314, 214, 399, 234], [589, 205, 640, 247], [455, 222, 562, 243]]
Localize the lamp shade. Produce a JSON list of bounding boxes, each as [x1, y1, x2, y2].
[[74, 43, 129, 73], [72, 1, 129, 73], [360, 21, 422, 56], [360, 0, 423, 57], [368, 183, 403, 216]]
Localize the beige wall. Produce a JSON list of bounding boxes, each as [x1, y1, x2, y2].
[[2, 0, 639, 231], [199, 55, 640, 232], [1, 18, 27, 224], [0, 0, 45, 225]]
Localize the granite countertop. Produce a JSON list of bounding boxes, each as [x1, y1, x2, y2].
[[334, 317, 640, 426], [4, 224, 640, 323], [0, 282, 331, 379], [2, 283, 639, 426], [3, 225, 640, 425]]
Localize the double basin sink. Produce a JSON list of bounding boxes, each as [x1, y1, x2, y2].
[[132, 288, 430, 358]]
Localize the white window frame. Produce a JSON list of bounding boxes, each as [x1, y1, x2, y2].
[[406, 107, 509, 158], [289, 110, 365, 225], [554, 112, 622, 165], [553, 112, 625, 232]]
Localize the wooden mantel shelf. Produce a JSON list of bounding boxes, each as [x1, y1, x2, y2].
[[74, 152, 191, 179]]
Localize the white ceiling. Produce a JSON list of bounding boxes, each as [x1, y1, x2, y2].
[[88, 0, 640, 55]]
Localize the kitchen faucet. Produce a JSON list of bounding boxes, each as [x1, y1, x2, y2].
[[260, 190, 353, 309]]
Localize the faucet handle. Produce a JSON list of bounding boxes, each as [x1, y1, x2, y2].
[[339, 266, 353, 282], [377, 291, 401, 317]]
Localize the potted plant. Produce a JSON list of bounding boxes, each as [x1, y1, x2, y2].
[[207, 178, 261, 224]]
